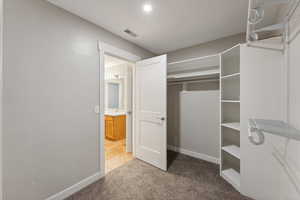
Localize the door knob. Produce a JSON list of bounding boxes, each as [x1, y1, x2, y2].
[[156, 117, 165, 121]]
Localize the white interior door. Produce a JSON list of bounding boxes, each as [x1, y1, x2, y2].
[[135, 55, 167, 171]]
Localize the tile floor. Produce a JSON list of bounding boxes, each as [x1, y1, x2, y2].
[[105, 138, 133, 173]]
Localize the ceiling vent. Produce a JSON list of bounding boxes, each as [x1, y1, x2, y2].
[[124, 29, 138, 38]]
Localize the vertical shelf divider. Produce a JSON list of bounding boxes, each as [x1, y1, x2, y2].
[[220, 44, 241, 192]]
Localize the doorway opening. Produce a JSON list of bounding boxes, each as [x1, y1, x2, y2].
[[99, 42, 167, 175], [104, 54, 134, 173]]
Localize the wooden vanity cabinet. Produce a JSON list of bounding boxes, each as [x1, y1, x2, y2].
[[105, 115, 126, 140]]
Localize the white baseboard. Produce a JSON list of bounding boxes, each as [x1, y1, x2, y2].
[[168, 145, 219, 165], [46, 172, 104, 200]]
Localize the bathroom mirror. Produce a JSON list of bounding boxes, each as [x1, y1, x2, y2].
[[107, 82, 120, 109], [105, 80, 123, 110]]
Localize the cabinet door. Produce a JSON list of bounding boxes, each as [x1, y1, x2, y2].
[[105, 116, 114, 140], [115, 115, 126, 140]]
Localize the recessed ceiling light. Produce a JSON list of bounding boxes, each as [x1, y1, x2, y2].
[[143, 3, 153, 13]]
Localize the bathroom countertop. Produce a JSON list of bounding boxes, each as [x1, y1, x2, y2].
[[105, 111, 126, 116]]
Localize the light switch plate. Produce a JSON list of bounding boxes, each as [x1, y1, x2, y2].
[[94, 105, 100, 114]]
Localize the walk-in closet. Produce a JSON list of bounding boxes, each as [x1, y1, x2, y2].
[[167, 54, 221, 165], [167, 45, 242, 191]]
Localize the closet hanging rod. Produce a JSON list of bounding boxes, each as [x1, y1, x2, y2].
[[168, 78, 219, 86]]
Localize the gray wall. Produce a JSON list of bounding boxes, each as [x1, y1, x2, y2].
[[167, 33, 245, 63], [2, 0, 153, 199]]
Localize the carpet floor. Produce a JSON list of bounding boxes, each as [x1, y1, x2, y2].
[[66, 151, 252, 200]]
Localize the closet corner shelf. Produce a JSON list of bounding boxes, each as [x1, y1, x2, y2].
[[221, 100, 240, 103], [222, 169, 241, 192], [221, 73, 240, 79], [249, 119, 300, 141], [222, 145, 241, 159], [221, 122, 240, 131]]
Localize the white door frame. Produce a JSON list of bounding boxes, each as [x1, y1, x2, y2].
[[98, 41, 142, 175], [0, 0, 3, 199]]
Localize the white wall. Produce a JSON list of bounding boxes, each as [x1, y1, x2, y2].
[[240, 45, 285, 200], [2, 0, 153, 199], [0, 0, 3, 199], [282, 33, 300, 198], [238, 4, 300, 200], [280, 5, 300, 200]]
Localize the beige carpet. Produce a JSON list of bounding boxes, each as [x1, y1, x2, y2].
[[66, 151, 252, 200]]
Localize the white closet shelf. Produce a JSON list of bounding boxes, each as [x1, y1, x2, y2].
[[221, 73, 240, 79], [222, 145, 240, 159], [221, 100, 240, 103], [221, 122, 240, 131], [167, 69, 219, 80], [247, 0, 300, 50], [167, 54, 220, 74], [220, 44, 241, 192], [222, 169, 241, 192], [246, 0, 295, 50]]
